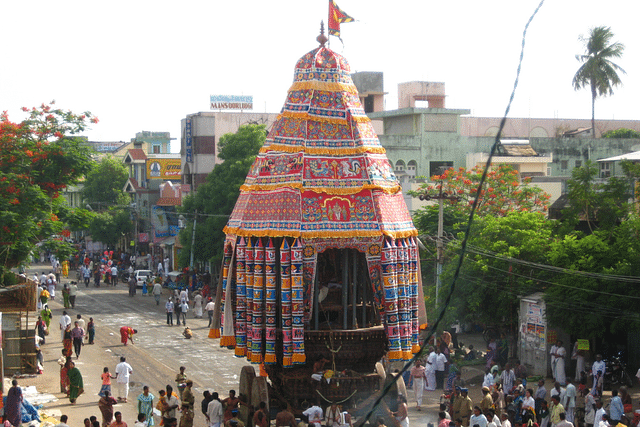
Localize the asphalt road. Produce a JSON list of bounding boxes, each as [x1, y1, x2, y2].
[[24, 263, 454, 426], [27, 263, 251, 426]]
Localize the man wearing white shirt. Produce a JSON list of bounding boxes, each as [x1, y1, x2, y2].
[[500, 414, 511, 427], [550, 382, 566, 404], [205, 298, 216, 327], [303, 404, 323, 427], [592, 355, 605, 394], [564, 380, 577, 423], [115, 356, 133, 402], [40, 272, 48, 287], [593, 400, 606, 427], [111, 265, 118, 285], [426, 347, 437, 390], [584, 389, 596, 427], [550, 340, 567, 385], [59, 311, 71, 342], [555, 412, 573, 427], [435, 347, 447, 389], [207, 392, 223, 427]]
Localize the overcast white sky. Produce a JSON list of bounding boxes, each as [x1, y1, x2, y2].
[[1, 0, 637, 152]]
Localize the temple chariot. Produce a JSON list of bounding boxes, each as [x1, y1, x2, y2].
[[210, 30, 426, 415]]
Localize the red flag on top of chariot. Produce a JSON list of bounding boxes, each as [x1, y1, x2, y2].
[[328, 0, 355, 37]]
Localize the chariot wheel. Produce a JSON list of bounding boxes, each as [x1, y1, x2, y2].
[[239, 365, 256, 404], [251, 375, 270, 415]]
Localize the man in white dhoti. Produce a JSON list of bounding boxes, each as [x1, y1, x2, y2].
[[410, 360, 426, 410], [425, 346, 437, 391], [550, 340, 567, 385]]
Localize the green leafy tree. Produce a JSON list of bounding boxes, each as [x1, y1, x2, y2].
[[545, 224, 640, 338], [572, 26, 625, 137], [0, 102, 96, 282], [602, 128, 640, 139], [178, 124, 266, 269], [88, 209, 133, 248], [563, 161, 632, 232], [82, 156, 129, 207], [438, 212, 556, 331]]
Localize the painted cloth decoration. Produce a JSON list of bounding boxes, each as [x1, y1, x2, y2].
[[280, 239, 293, 366], [245, 238, 255, 361], [291, 238, 306, 364], [409, 237, 421, 353], [264, 238, 277, 364], [251, 239, 265, 363], [234, 237, 247, 357]]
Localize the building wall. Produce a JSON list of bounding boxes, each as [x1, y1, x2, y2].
[[531, 137, 640, 177], [180, 111, 279, 192], [462, 116, 640, 139]]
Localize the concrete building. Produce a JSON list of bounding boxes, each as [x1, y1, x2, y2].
[[461, 116, 640, 139], [361, 75, 640, 210], [180, 111, 279, 192]]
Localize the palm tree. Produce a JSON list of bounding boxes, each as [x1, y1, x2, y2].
[[572, 26, 625, 137]]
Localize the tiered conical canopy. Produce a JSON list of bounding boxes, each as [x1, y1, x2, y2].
[[224, 44, 417, 239], [216, 40, 424, 366]]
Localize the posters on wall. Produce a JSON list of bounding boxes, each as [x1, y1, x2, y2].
[[521, 300, 546, 351]]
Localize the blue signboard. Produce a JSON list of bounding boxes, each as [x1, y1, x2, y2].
[[185, 118, 193, 163]]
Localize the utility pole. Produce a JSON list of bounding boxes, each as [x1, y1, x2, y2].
[[419, 168, 459, 311], [189, 210, 197, 268]]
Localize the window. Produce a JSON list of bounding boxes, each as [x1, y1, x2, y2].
[[364, 95, 374, 113], [600, 162, 611, 178], [152, 145, 161, 154], [429, 161, 453, 177], [560, 160, 568, 170], [575, 160, 582, 168], [394, 160, 406, 173]]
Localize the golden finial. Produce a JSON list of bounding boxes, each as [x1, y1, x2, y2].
[[317, 21, 328, 47]]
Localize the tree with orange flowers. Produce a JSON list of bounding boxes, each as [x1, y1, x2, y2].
[[412, 164, 551, 218], [0, 102, 97, 284]]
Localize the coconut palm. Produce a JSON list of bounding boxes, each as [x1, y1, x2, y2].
[[572, 26, 625, 137]]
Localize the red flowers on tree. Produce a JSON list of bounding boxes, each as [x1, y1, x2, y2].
[[0, 101, 97, 281], [413, 164, 551, 217]]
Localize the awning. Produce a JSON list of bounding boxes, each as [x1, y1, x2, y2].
[[598, 150, 640, 162], [158, 236, 175, 247]]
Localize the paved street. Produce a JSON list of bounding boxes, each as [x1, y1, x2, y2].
[[25, 264, 251, 426], [22, 264, 461, 426]]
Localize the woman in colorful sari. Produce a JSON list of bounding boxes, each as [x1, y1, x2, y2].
[[36, 315, 47, 345], [40, 287, 50, 306], [99, 390, 118, 427], [41, 304, 52, 328], [87, 317, 96, 344], [63, 323, 73, 357], [137, 385, 156, 426], [62, 284, 71, 308], [58, 350, 71, 394], [6, 379, 23, 427], [68, 361, 84, 404], [120, 326, 137, 345]]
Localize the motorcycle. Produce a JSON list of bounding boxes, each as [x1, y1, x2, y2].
[[604, 351, 633, 389], [119, 269, 130, 284]]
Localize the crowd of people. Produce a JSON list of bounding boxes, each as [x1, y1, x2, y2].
[[405, 334, 640, 427]]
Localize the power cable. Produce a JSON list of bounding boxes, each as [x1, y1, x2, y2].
[[361, 1, 546, 423]]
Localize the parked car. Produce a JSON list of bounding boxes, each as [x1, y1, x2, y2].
[[133, 270, 153, 288]]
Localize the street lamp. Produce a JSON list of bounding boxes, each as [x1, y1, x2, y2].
[[178, 213, 197, 268], [418, 168, 460, 311]]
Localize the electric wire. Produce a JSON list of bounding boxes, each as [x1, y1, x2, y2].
[[361, 1, 546, 422]]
